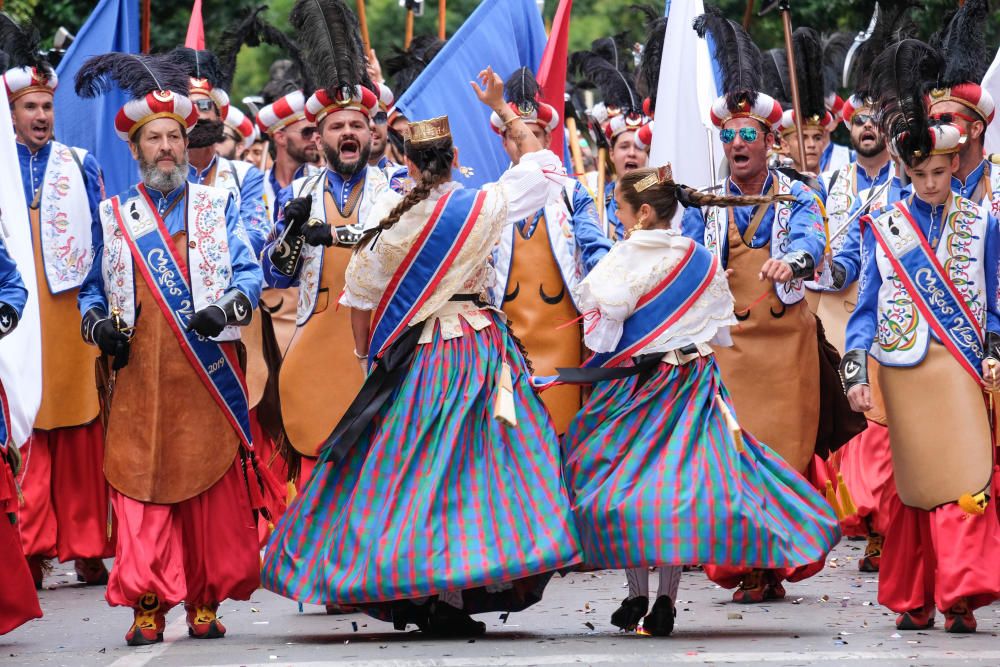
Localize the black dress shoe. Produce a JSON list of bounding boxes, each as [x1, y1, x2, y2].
[[426, 600, 486, 637], [643, 595, 676, 636], [390, 600, 430, 632], [610, 596, 648, 631]]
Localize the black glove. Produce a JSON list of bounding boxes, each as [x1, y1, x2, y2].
[[839, 348, 870, 395], [282, 197, 312, 234], [782, 250, 816, 280], [303, 221, 334, 247], [0, 302, 18, 340], [187, 305, 228, 339], [89, 312, 131, 371], [986, 331, 1000, 362], [830, 261, 847, 291]]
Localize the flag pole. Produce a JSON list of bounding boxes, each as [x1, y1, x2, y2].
[[405, 9, 415, 48], [775, 1, 807, 169], [356, 0, 371, 52], [438, 0, 446, 40], [142, 0, 151, 53]]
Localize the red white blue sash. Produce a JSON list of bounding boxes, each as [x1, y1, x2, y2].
[[586, 242, 719, 368], [867, 200, 985, 385], [368, 188, 487, 367], [110, 185, 253, 448]]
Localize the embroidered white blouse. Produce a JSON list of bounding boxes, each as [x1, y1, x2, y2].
[[341, 150, 566, 341], [574, 229, 737, 356]]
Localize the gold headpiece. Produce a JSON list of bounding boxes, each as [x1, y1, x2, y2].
[[406, 115, 452, 147], [634, 164, 673, 193]]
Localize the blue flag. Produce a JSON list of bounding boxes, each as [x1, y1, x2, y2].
[[55, 0, 140, 198], [396, 0, 547, 189]]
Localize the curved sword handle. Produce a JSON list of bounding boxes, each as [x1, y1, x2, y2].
[[842, 3, 881, 89]]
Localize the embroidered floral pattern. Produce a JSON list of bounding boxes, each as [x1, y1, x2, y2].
[[943, 196, 985, 327], [40, 143, 94, 292]]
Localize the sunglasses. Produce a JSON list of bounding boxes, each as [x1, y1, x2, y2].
[[194, 98, 216, 112], [222, 132, 241, 144], [930, 111, 979, 124], [720, 127, 763, 144], [851, 113, 874, 127]]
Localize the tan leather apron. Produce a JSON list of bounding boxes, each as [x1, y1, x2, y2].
[[104, 232, 239, 503], [502, 214, 582, 434], [879, 341, 994, 509], [712, 213, 820, 473], [278, 188, 366, 456], [29, 204, 100, 430], [261, 288, 299, 355]]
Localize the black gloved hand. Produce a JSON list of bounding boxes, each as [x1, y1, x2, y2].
[[282, 197, 312, 234], [92, 318, 131, 370], [303, 221, 334, 247], [838, 348, 869, 395], [187, 305, 227, 339], [986, 331, 1000, 362], [830, 261, 847, 291], [0, 302, 18, 340]]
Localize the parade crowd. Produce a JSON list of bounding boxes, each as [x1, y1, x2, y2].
[[0, 0, 998, 648]]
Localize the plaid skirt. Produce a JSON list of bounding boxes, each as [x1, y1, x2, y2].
[[562, 355, 840, 570], [262, 314, 582, 610]]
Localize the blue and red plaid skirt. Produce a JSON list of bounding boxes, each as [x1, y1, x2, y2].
[[262, 314, 582, 609], [562, 355, 840, 570]]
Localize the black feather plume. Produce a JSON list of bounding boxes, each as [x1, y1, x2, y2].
[[169, 47, 224, 87], [216, 6, 268, 91], [871, 38, 943, 166], [385, 35, 444, 97], [761, 48, 791, 108], [0, 13, 50, 75], [636, 6, 667, 114], [792, 27, 827, 119], [570, 50, 641, 112], [504, 67, 540, 111], [847, 0, 921, 101], [693, 5, 763, 110], [289, 0, 368, 97], [937, 0, 990, 87], [75, 52, 192, 99], [590, 33, 634, 76], [821, 32, 852, 98]]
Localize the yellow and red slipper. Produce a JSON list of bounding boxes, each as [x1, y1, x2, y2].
[[126, 593, 164, 647], [185, 603, 227, 639]]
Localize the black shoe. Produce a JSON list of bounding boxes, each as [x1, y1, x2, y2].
[[643, 595, 675, 636], [426, 600, 486, 638], [610, 596, 648, 632], [390, 600, 430, 632]]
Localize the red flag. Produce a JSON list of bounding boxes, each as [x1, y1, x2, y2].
[[185, 0, 205, 50], [536, 0, 572, 166]]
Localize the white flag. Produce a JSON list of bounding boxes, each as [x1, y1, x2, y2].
[[0, 85, 42, 447], [982, 44, 1000, 155], [649, 0, 724, 192]]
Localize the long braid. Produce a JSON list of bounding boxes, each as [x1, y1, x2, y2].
[[678, 186, 796, 208], [355, 173, 439, 251]]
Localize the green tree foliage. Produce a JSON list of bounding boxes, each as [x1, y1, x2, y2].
[[6, 0, 1000, 106]]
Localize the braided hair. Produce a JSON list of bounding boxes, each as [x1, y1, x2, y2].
[[355, 136, 455, 251], [618, 167, 795, 228]]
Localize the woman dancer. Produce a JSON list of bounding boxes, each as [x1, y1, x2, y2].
[[560, 166, 841, 636], [262, 68, 582, 637]]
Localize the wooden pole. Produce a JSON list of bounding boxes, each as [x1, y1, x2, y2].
[[405, 10, 414, 49], [356, 0, 371, 52], [779, 2, 807, 170], [438, 0, 446, 40], [141, 0, 151, 53], [596, 147, 607, 231], [566, 116, 585, 177], [742, 0, 756, 31]]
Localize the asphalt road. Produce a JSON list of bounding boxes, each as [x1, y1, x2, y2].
[[3, 540, 998, 667]]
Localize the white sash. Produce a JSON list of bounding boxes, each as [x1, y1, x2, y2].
[[36, 141, 95, 293]]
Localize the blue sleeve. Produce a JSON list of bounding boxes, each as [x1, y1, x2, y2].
[[681, 206, 707, 246], [388, 166, 411, 195], [985, 214, 1000, 335], [260, 184, 299, 289], [786, 181, 827, 263], [78, 226, 109, 316], [844, 220, 881, 352], [0, 237, 26, 316], [237, 166, 270, 257], [832, 210, 863, 286], [81, 153, 106, 226], [570, 180, 612, 273], [225, 195, 262, 308]]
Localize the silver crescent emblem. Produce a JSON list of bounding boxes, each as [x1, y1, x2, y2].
[[234, 302, 247, 320], [844, 361, 860, 379], [276, 241, 292, 259], [0, 314, 10, 333]]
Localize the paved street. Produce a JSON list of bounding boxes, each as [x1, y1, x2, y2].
[[3, 540, 998, 667]]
